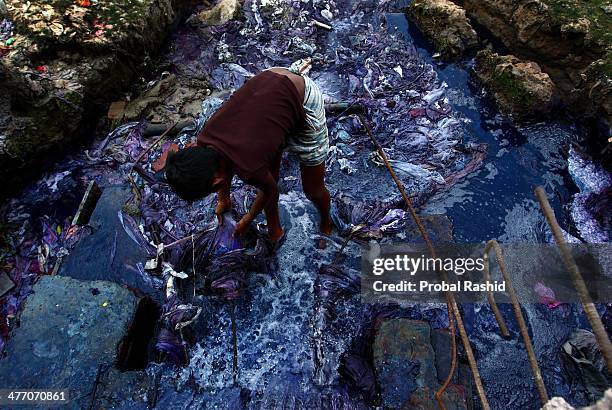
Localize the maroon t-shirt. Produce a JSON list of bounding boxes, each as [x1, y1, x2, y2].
[[197, 71, 305, 181]]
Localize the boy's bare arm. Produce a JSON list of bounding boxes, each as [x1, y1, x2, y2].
[[215, 177, 232, 224], [234, 170, 279, 236]]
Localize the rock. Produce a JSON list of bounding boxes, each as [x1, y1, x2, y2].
[[542, 397, 575, 410], [373, 319, 467, 409], [123, 73, 208, 124], [431, 329, 458, 385], [561, 18, 591, 36], [584, 389, 612, 410], [405, 214, 455, 244], [88, 367, 151, 408], [124, 73, 179, 121], [581, 56, 612, 125], [406, 0, 478, 59], [374, 319, 436, 408], [0, 0, 192, 198], [0, 1, 7, 18], [474, 50, 556, 120], [0, 275, 139, 408], [0, 271, 14, 298], [190, 0, 242, 26], [430, 329, 473, 410]]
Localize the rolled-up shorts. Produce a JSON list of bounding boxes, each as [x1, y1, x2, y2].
[[287, 75, 329, 167], [268, 63, 329, 167]]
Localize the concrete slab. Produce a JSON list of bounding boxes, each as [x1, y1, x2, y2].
[[59, 185, 161, 301], [374, 319, 437, 408], [0, 275, 138, 409]]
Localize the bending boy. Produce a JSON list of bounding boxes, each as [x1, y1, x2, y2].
[[165, 67, 332, 243]]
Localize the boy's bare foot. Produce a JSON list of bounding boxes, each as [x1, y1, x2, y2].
[[269, 227, 285, 244]]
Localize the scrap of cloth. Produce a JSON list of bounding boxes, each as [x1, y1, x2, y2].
[[197, 70, 306, 181]]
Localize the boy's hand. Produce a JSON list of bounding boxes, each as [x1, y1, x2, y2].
[[215, 198, 231, 225]]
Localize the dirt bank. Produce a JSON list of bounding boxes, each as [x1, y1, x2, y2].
[[462, 0, 611, 125], [0, 0, 192, 198]]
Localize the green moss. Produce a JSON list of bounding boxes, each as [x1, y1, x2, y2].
[[544, 0, 612, 47], [122, 201, 141, 217], [435, 36, 455, 57], [493, 69, 536, 107], [599, 51, 612, 77], [94, 0, 152, 27]]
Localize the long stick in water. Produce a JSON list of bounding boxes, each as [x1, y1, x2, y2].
[[484, 240, 549, 404], [535, 186, 612, 372], [230, 301, 238, 386], [132, 121, 178, 168], [357, 114, 490, 410]]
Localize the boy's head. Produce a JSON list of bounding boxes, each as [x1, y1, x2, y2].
[[165, 146, 220, 201]]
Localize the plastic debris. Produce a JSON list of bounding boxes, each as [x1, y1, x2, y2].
[[331, 194, 408, 240], [567, 147, 612, 242], [156, 328, 188, 366], [561, 330, 611, 403], [534, 282, 562, 309]]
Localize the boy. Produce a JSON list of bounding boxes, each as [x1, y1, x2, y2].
[[165, 66, 332, 244]]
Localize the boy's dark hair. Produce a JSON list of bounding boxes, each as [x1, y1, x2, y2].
[[165, 146, 219, 201]]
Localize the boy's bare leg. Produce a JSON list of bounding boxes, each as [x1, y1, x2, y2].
[[246, 153, 283, 242], [265, 153, 283, 241], [300, 162, 332, 235], [263, 192, 283, 241]]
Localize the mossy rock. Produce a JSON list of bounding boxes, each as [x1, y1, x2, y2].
[[544, 0, 612, 48], [5, 0, 172, 55], [407, 0, 478, 59], [581, 54, 612, 122], [475, 50, 556, 119], [4, 90, 83, 157], [190, 0, 242, 26]]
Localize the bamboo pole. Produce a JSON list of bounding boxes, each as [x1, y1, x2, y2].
[[484, 240, 549, 404], [534, 186, 612, 372], [357, 114, 490, 410]]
